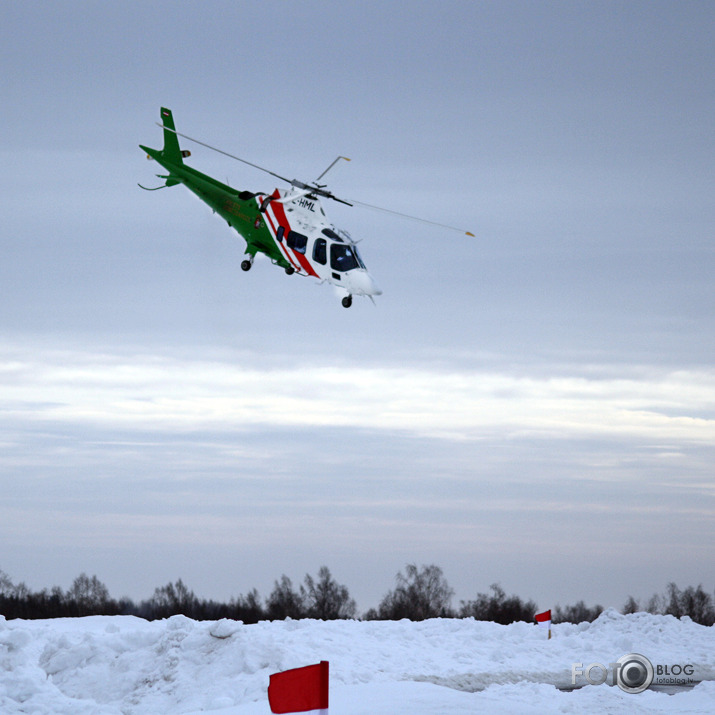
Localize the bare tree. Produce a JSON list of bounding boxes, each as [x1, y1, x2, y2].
[[646, 592, 664, 614], [622, 595, 640, 614], [149, 579, 198, 617], [266, 575, 305, 620], [66, 573, 111, 614], [302, 566, 356, 619], [374, 564, 454, 620], [230, 588, 265, 623], [662, 583, 714, 626], [553, 600, 603, 624], [0, 569, 14, 596], [460, 583, 537, 624]]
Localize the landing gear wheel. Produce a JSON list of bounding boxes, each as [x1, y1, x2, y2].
[[241, 259, 253, 272], [285, 266, 295, 275], [342, 295, 353, 308]]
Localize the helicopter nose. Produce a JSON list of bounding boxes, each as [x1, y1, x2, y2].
[[344, 270, 381, 297], [369, 275, 382, 296], [356, 271, 382, 296]]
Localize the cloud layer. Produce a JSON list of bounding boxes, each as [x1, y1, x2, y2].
[[2, 342, 713, 608]]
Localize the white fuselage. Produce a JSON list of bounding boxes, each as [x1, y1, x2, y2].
[[258, 189, 382, 299]]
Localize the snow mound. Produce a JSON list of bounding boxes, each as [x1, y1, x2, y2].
[[0, 610, 713, 713]]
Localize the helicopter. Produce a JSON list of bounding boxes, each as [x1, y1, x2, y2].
[[140, 107, 473, 307]]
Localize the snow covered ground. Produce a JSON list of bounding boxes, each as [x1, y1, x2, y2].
[[1, 609, 713, 714]]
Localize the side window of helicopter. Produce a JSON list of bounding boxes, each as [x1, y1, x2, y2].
[[322, 227, 342, 241], [330, 243, 360, 272], [276, 226, 285, 242], [313, 238, 327, 265], [286, 230, 307, 254]]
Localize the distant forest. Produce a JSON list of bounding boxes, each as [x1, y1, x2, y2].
[[1, 564, 713, 626]]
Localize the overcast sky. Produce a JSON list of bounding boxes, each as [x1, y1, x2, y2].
[[1, 1, 713, 613]]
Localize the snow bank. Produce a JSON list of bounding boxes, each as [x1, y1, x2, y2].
[[1, 609, 713, 713]]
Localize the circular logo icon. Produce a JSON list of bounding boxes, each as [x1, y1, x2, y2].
[[615, 653, 654, 693]]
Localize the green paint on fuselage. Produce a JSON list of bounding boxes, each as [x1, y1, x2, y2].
[[139, 144, 289, 268]]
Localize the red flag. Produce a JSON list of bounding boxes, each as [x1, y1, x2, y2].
[[268, 661, 329, 713], [535, 609, 552, 627]]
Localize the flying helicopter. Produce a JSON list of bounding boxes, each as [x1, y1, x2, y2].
[[139, 107, 473, 307]]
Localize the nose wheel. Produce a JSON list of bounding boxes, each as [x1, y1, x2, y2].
[[241, 257, 253, 271], [342, 295, 352, 308]]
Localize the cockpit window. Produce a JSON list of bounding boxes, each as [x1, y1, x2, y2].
[[286, 230, 308, 254], [322, 227, 343, 242], [330, 243, 363, 272], [313, 238, 327, 265]]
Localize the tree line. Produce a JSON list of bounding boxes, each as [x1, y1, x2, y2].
[[1, 564, 713, 626]]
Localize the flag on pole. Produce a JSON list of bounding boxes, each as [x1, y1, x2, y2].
[[535, 609, 552, 639], [268, 661, 329, 713], [535, 609, 551, 627]]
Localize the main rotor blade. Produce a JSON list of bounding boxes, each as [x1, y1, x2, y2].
[[347, 198, 475, 237], [156, 123, 292, 185], [314, 156, 351, 183], [156, 122, 474, 235]]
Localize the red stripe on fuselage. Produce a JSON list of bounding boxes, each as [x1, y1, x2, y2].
[[260, 193, 300, 271], [269, 192, 319, 277]]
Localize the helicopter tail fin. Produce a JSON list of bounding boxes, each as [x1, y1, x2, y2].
[[158, 107, 187, 165]]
